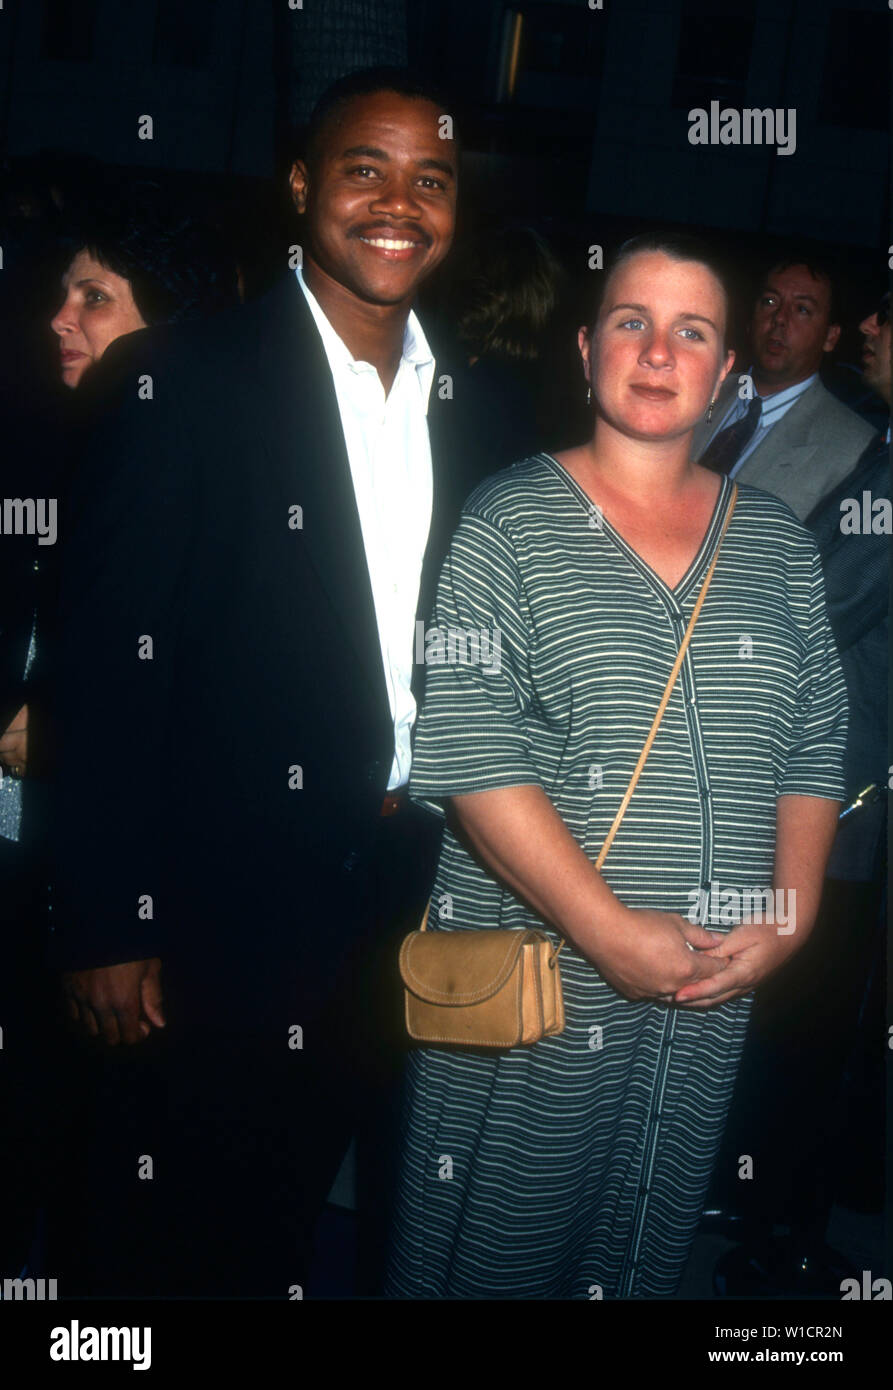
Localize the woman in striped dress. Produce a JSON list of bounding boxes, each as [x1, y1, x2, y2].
[[384, 234, 847, 1300]]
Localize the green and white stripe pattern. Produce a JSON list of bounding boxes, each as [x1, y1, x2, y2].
[[386, 455, 847, 1299]]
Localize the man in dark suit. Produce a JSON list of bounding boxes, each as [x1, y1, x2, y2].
[[692, 259, 877, 518], [50, 69, 478, 1298], [808, 289, 889, 885], [708, 288, 890, 1296]]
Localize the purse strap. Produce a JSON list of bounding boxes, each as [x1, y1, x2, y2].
[[419, 483, 738, 939], [593, 482, 737, 873]]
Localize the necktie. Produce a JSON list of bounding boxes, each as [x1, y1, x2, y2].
[[700, 396, 762, 475]]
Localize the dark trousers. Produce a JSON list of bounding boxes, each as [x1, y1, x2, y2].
[[49, 803, 441, 1298], [704, 873, 886, 1237], [0, 837, 55, 1273]]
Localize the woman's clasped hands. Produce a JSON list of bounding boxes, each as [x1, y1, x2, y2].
[[589, 904, 800, 1009]]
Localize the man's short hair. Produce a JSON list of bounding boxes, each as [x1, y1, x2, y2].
[[762, 255, 841, 326], [303, 66, 460, 168]]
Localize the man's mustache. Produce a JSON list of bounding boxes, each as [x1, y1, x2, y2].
[[349, 223, 431, 246]]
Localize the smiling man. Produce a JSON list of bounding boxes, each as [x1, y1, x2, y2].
[[692, 259, 877, 517], [288, 85, 456, 384], [50, 69, 477, 1298]]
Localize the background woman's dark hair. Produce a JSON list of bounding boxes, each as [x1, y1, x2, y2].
[[60, 179, 240, 326], [452, 223, 564, 364], [588, 231, 733, 342]]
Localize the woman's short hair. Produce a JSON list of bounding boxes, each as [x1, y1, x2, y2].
[[452, 224, 564, 364], [589, 231, 731, 342], [62, 181, 239, 326]]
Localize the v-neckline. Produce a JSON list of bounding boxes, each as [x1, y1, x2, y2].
[[539, 452, 732, 602]]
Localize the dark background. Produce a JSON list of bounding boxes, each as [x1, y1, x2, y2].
[[1, 0, 890, 369], [0, 0, 889, 1314]]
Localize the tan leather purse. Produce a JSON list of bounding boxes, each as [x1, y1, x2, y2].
[[399, 485, 737, 1049]]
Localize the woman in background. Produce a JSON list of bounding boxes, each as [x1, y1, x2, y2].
[[51, 181, 239, 389], [6, 184, 242, 777], [0, 171, 239, 1283], [446, 223, 565, 462]]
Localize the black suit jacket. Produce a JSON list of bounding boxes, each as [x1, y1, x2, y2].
[[49, 274, 487, 1024], [806, 432, 890, 880]]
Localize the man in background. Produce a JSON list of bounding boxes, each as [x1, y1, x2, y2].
[[693, 258, 877, 518], [710, 286, 889, 1296]]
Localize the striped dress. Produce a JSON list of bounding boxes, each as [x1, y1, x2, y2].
[[386, 455, 847, 1300]]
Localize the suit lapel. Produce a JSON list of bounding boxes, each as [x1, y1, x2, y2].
[[735, 383, 821, 474], [415, 380, 479, 706], [252, 274, 386, 692], [737, 442, 820, 484], [418, 386, 447, 634], [250, 279, 472, 723], [411, 376, 444, 708]]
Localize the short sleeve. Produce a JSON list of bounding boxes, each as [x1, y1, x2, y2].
[[410, 508, 541, 807], [779, 547, 849, 799]]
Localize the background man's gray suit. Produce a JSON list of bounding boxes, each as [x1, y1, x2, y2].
[[691, 373, 878, 519]]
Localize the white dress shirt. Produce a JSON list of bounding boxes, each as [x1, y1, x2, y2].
[[715, 369, 819, 477], [296, 264, 435, 790]]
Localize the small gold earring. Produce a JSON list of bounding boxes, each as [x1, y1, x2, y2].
[[706, 396, 716, 422]]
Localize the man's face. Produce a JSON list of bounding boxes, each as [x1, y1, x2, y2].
[[859, 296, 891, 405], [289, 91, 457, 310], [750, 264, 840, 390]]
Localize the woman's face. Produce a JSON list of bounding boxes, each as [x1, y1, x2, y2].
[[582, 250, 735, 442], [51, 249, 147, 388]]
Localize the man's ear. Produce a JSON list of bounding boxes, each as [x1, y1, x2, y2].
[[288, 160, 310, 215], [823, 323, 842, 354]]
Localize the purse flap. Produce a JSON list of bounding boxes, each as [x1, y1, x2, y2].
[[400, 929, 543, 1006]]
